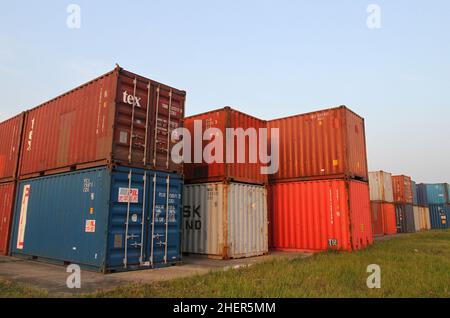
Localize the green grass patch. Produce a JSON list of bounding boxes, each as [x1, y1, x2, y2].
[[0, 278, 48, 298], [94, 230, 450, 298]]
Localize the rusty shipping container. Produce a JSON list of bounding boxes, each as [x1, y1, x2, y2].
[[269, 179, 373, 252], [267, 106, 368, 183], [184, 107, 268, 185], [392, 175, 413, 204], [370, 201, 397, 236], [18, 66, 186, 179], [369, 171, 394, 202], [0, 182, 16, 255], [0, 113, 25, 183], [183, 182, 268, 259]]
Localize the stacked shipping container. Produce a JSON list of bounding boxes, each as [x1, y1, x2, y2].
[[268, 106, 373, 252], [368, 171, 397, 236], [4, 66, 187, 271], [182, 107, 269, 259], [392, 175, 415, 233], [421, 184, 449, 229]]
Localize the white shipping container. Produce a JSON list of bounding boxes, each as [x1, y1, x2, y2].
[[369, 171, 394, 202], [419, 206, 431, 231], [183, 182, 268, 259], [413, 206, 421, 232]]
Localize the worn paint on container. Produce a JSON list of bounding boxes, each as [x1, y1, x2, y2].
[[411, 181, 418, 205], [392, 175, 413, 203], [184, 107, 268, 185], [10, 166, 182, 272], [369, 171, 394, 202], [370, 201, 397, 236], [0, 182, 16, 255], [424, 184, 447, 205], [267, 106, 368, 182], [269, 180, 373, 252], [183, 182, 268, 259], [18, 66, 186, 179], [428, 204, 449, 229], [416, 184, 428, 207], [0, 113, 25, 183], [418, 206, 431, 231]]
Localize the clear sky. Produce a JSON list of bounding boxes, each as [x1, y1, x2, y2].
[[1, 1, 449, 183]]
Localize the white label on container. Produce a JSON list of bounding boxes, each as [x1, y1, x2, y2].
[[85, 220, 96, 233], [17, 185, 31, 250], [118, 188, 139, 203], [119, 131, 128, 144]]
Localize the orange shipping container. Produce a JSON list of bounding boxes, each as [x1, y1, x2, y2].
[[0, 113, 25, 183], [392, 175, 413, 203], [0, 182, 16, 255], [269, 179, 373, 252], [267, 106, 368, 182], [18, 66, 186, 179], [370, 201, 397, 236], [184, 107, 267, 185]]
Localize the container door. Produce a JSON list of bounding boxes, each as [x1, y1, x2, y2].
[[395, 205, 405, 233], [147, 173, 182, 266], [109, 169, 150, 269]]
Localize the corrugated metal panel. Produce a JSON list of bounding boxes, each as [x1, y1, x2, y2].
[[267, 106, 368, 182], [269, 180, 373, 252], [184, 107, 268, 185], [416, 183, 428, 206], [411, 181, 418, 205], [418, 206, 430, 231], [424, 184, 447, 205], [0, 182, 16, 255], [18, 67, 186, 179], [395, 204, 414, 233], [405, 204, 416, 233], [183, 182, 268, 259], [10, 167, 182, 272], [392, 175, 413, 203], [428, 204, 449, 229], [370, 202, 384, 236], [413, 206, 421, 232], [370, 201, 397, 236], [369, 171, 394, 202], [0, 113, 25, 183], [447, 184, 450, 204]]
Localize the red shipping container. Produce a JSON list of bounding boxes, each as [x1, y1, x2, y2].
[[0, 113, 25, 183], [0, 182, 16, 255], [370, 201, 397, 236], [18, 66, 186, 179], [267, 106, 368, 182], [392, 175, 413, 203], [184, 107, 268, 185], [269, 179, 373, 252]]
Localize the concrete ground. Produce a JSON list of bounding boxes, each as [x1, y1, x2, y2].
[[0, 252, 311, 296]]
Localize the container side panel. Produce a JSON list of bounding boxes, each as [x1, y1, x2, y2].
[[425, 184, 447, 205], [382, 203, 397, 235], [392, 176, 413, 203], [0, 182, 16, 255], [228, 183, 268, 258], [345, 110, 369, 180], [428, 204, 449, 229], [416, 184, 429, 206], [411, 181, 418, 205], [0, 114, 24, 182], [369, 171, 393, 202], [10, 168, 111, 269], [370, 202, 384, 236], [395, 204, 407, 233], [413, 206, 421, 232], [348, 181, 373, 250], [404, 204, 416, 233]]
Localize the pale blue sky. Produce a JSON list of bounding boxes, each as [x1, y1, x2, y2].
[[1, 1, 449, 182]]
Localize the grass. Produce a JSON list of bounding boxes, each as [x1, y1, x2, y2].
[[1, 230, 450, 298], [0, 278, 48, 298]]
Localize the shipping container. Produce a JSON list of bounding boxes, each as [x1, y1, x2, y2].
[[18, 66, 186, 179], [10, 166, 182, 272], [267, 106, 368, 182], [395, 204, 415, 233], [0, 182, 16, 255], [183, 182, 268, 259], [447, 183, 450, 204], [418, 206, 431, 231], [411, 181, 418, 205], [184, 107, 267, 185], [0, 113, 25, 183], [369, 171, 394, 202], [269, 180, 373, 252], [392, 175, 413, 203], [370, 201, 397, 236], [413, 206, 421, 232], [423, 184, 447, 205], [416, 183, 428, 207], [428, 204, 449, 229]]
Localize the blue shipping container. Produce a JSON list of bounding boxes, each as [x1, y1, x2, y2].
[[411, 181, 418, 205], [447, 183, 450, 204], [10, 166, 182, 272], [416, 184, 428, 206], [424, 184, 447, 205], [428, 204, 449, 229]]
